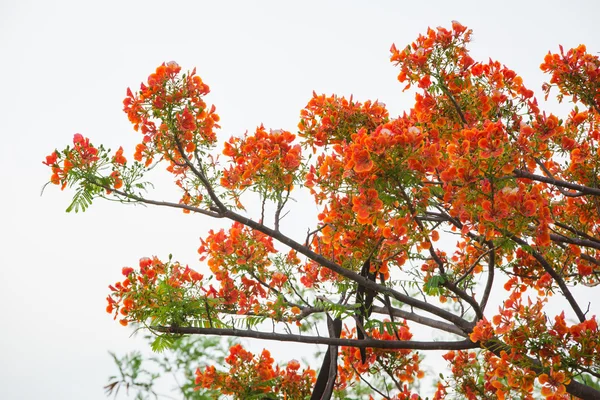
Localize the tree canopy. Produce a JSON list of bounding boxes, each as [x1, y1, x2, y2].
[[44, 22, 600, 399]]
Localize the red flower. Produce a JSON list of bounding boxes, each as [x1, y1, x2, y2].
[[43, 152, 58, 166], [177, 108, 197, 132], [113, 146, 127, 165]]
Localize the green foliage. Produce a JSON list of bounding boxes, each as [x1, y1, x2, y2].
[[106, 331, 232, 400], [150, 334, 177, 353], [423, 274, 446, 296], [66, 186, 96, 213]]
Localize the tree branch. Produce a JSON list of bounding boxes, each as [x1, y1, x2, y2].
[[323, 315, 340, 400], [173, 135, 229, 212], [90, 178, 474, 334], [479, 245, 495, 313], [436, 78, 468, 125], [549, 232, 600, 251], [353, 364, 391, 399], [86, 179, 223, 218], [167, 136, 475, 332], [395, 185, 483, 322], [508, 234, 586, 322], [152, 326, 477, 351], [291, 301, 468, 338], [370, 306, 467, 338], [513, 169, 600, 196], [554, 221, 600, 244]]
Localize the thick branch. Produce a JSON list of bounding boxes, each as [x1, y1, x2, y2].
[[323, 315, 340, 400], [480, 246, 495, 312], [554, 221, 600, 244], [294, 302, 467, 338], [513, 169, 600, 196], [153, 326, 477, 351], [549, 233, 600, 251]]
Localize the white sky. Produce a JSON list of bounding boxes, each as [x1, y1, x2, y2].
[[1, 1, 599, 399]]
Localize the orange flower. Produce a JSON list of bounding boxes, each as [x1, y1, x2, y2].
[[50, 173, 60, 185], [471, 63, 484, 76], [110, 170, 123, 189], [113, 146, 127, 165], [189, 270, 203, 282], [352, 189, 384, 224], [177, 107, 197, 132], [570, 148, 586, 164], [469, 318, 494, 343], [539, 369, 570, 397], [352, 148, 374, 173], [522, 200, 537, 216], [286, 359, 300, 371]]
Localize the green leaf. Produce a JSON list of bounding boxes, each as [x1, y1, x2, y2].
[[151, 335, 175, 353], [66, 188, 93, 213], [423, 274, 446, 295]]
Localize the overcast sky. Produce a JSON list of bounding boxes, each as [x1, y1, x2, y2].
[[1, 1, 599, 399]]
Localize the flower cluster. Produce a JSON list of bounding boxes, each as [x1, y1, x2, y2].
[[540, 44, 600, 110], [43, 134, 100, 189], [221, 126, 302, 197], [123, 62, 220, 171], [299, 92, 389, 150], [195, 345, 315, 399], [337, 324, 423, 394], [43, 134, 129, 201], [197, 222, 302, 320], [106, 256, 204, 327]]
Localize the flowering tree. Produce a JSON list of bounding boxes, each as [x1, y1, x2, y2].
[[44, 22, 600, 399]]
